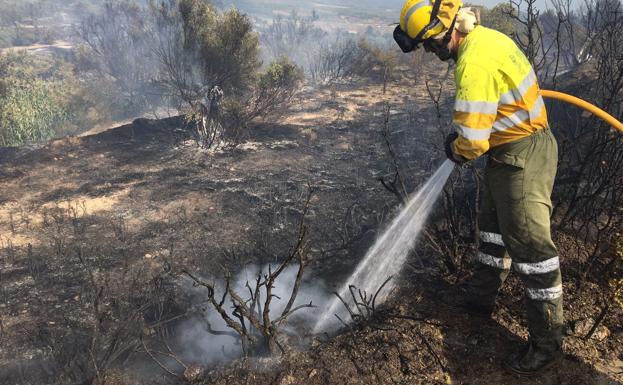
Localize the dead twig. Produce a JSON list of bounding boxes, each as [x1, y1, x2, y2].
[[379, 103, 408, 204], [371, 276, 393, 313], [415, 329, 448, 373], [333, 276, 394, 327], [141, 337, 182, 379], [183, 185, 316, 355]]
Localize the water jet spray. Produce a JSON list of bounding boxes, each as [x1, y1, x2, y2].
[[313, 90, 623, 334]]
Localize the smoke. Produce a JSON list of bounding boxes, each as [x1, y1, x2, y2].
[[253, 8, 396, 81], [174, 161, 457, 366], [175, 264, 331, 367], [174, 156, 454, 368]]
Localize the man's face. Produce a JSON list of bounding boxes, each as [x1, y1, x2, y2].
[[423, 37, 455, 62]]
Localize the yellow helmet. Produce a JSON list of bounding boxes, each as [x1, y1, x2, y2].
[[394, 0, 463, 52], [400, 0, 444, 40]]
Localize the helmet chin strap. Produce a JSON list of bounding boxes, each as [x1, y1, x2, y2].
[[441, 10, 459, 47], [422, 11, 460, 62], [415, 2, 460, 49]]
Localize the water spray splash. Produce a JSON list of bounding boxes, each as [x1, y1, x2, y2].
[[313, 160, 455, 333]]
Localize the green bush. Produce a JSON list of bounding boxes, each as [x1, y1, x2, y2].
[[221, 57, 304, 144], [251, 57, 304, 118], [220, 97, 249, 143], [355, 39, 399, 93], [0, 52, 72, 147]]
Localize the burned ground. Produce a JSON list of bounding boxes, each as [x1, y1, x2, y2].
[[0, 77, 621, 385]]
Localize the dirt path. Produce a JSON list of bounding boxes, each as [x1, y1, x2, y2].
[[0, 40, 73, 55]]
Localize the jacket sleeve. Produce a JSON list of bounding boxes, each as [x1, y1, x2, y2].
[[452, 61, 500, 160]]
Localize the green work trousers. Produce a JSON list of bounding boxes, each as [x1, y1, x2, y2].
[[467, 128, 563, 354]]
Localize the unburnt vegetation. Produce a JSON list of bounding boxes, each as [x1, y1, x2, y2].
[[0, 0, 622, 384]]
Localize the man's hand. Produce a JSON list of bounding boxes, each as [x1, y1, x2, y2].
[[445, 132, 469, 164], [444, 132, 462, 164]]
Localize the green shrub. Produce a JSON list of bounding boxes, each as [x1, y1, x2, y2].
[[219, 57, 304, 145], [0, 52, 72, 146], [152, 1, 303, 148], [355, 39, 399, 93], [220, 98, 249, 143], [151, 0, 261, 103], [251, 56, 304, 119]]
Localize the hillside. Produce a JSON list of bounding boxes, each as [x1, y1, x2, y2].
[[1, 76, 622, 384]]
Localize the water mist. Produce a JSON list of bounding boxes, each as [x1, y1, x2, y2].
[[313, 160, 455, 333]]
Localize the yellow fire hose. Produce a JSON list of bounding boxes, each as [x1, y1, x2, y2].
[[541, 89, 623, 133]]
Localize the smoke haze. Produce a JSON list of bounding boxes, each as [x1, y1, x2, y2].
[[176, 264, 331, 366]]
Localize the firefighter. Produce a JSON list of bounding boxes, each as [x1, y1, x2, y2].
[[394, 0, 563, 376]]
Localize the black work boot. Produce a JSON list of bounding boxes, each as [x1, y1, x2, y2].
[[502, 342, 563, 376]]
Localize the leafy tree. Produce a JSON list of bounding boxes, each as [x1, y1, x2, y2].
[[479, 3, 516, 36], [151, 0, 260, 106], [76, 0, 160, 115], [152, 0, 303, 148]]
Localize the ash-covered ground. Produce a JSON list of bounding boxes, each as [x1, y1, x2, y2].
[[1, 77, 621, 385]]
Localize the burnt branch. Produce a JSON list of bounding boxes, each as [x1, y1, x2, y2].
[[182, 270, 249, 340], [415, 329, 449, 373], [371, 276, 393, 313], [182, 185, 316, 355], [205, 320, 239, 339], [380, 103, 408, 204], [141, 337, 182, 380], [333, 276, 394, 326], [332, 290, 360, 323]]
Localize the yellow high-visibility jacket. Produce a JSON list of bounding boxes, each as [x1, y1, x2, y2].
[[451, 26, 548, 160]]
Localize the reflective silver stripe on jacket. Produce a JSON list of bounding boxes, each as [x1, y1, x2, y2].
[[457, 125, 492, 140], [498, 70, 537, 105], [455, 99, 498, 115], [528, 95, 545, 120], [475, 252, 511, 270], [403, 0, 431, 37], [480, 231, 504, 246], [493, 96, 545, 131], [525, 284, 563, 300], [513, 256, 560, 275]]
